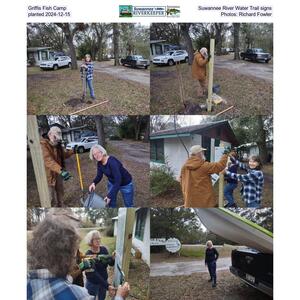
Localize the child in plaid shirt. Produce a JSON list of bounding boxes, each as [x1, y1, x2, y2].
[[225, 155, 264, 208], [81, 54, 95, 102]]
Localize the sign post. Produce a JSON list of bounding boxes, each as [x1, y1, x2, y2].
[[113, 208, 136, 287]]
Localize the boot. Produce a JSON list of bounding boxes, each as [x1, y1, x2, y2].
[[208, 278, 212, 282]]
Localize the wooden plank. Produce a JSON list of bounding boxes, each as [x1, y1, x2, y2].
[[113, 208, 136, 286], [207, 39, 215, 112], [70, 100, 109, 115], [218, 173, 224, 207], [27, 115, 51, 207]]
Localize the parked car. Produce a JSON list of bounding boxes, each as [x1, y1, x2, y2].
[[152, 50, 189, 66], [120, 55, 150, 69], [66, 137, 98, 153], [240, 48, 272, 63], [39, 56, 72, 70], [230, 248, 273, 297]]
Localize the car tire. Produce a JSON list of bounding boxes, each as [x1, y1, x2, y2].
[[68, 62, 71, 68], [53, 64, 58, 70], [77, 146, 84, 153], [265, 59, 270, 63], [242, 57, 245, 60], [168, 59, 175, 66], [185, 57, 189, 63], [144, 66, 148, 69]]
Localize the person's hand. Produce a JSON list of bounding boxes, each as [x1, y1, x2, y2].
[[89, 183, 96, 192], [116, 282, 130, 298], [112, 251, 116, 259], [78, 259, 92, 271], [108, 285, 117, 297], [104, 197, 111, 206], [60, 170, 71, 181]]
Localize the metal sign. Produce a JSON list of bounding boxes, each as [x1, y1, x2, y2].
[[150, 238, 166, 246], [165, 238, 181, 253]]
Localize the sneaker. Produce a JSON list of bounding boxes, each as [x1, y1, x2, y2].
[[212, 283, 217, 288]]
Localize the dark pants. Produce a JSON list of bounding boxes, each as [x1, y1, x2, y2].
[[224, 182, 238, 206], [48, 176, 64, 207], [207, 261, 217, 284], [85, 280, 107, 300]]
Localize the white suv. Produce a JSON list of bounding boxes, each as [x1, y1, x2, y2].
[[152, 50, 189, 66], [66, 137, 98, 153], [39, 56, 72, 70]]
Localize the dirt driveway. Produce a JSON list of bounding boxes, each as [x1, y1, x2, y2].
[[214, 54, 273, 82], [27, 140, 150, 207], [150, 257, 231, 277], [91, 60, 150, 87]]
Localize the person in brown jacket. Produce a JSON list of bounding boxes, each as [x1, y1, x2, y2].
[[191, 47, 209, 97], [180, 145, 229, 207], [40, 126, 73, 207]]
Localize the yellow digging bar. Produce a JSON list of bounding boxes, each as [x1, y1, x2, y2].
[[76, 153, 84, 191]]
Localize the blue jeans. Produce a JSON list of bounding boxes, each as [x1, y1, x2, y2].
[[107, 181, 134, 208], [224, 182, 238, 206], [247, 201, 261, 208], [85, 280, 106, 300], [207, 261, 217, 284], [86, 79, 95, 99]]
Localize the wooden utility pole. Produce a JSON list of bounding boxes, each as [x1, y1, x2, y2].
[[27, 115, 51, 207], [113, 208, 136, 286], [207, 38, 215, 112]]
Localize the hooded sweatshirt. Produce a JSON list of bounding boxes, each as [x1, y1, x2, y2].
[[180, 154, 228, 207]]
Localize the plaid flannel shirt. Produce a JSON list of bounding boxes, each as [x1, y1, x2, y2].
[[225, 160, 264, 205], [27, 269, 93, 300], [80, 62, 94, 81]]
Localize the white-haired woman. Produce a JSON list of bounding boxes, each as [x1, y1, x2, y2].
[[205, 240, 219, 288], [84, 230, 115, 300], [88, 144, 134, 207]]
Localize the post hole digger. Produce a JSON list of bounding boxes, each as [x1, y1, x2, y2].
[[74, 146, 107, 208]]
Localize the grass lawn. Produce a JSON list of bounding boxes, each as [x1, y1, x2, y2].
[[27, 67, 149, 115], [150, 63, 273, 117]]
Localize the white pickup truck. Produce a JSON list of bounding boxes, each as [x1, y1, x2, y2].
[[39, 56, 72, 70], [66, 137, 98, 153], [152, 50, 189, 66]]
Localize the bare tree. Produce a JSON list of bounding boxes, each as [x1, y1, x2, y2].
[[180, 23, 194, 64], [94, 116, 106, 147], [233, 23, 240, 60], [113, 23, 120, 66]]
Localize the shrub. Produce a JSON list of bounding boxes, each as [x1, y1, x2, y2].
[[150, 166, 180, 197]]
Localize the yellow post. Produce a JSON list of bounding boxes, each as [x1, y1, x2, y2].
[[27, 115, 51, 207], [218, 173, 224, 207], [75, 153, 84, 191], [207, 38, 215, 112]]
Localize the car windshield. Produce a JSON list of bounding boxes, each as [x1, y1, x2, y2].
[[165, 51, 174, 55], [135, 56, 144, 59], [254, 48, 264, 53]]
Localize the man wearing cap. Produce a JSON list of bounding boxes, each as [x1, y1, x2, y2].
[[180, 145, 229, 207], [191, 47, 210, 97], [40, 126, 73, 207]]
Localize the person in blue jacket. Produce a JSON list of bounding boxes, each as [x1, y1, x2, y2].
[[88, 144, 134, 207], [84, 230, 115, 300], [224, 151, 239, 208], [205, 240, 219, 288]]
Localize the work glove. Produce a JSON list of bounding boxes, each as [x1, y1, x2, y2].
[[79, 259, 92, 271], [223, 147, 231, 155], [60, 170, 71, 181], [96, 254, 113, 265]]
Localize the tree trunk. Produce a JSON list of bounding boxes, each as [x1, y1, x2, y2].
[[214, 23, 223, 56], [143, 116, 150, 143], [94, 116, 106, 147], [55, 23, 78, 69], [113, 23, 120, 66], [256, 116, 268, 163], [233, 23, 240, 60], [180, 23, 194, 65]]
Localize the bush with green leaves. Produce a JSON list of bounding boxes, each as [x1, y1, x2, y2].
[[150, 166, 180, 197]]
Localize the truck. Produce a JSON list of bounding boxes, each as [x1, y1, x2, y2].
[[240, 48, 272, 63], [120, 55, 150, 69], [195, 208, 273, 297]]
